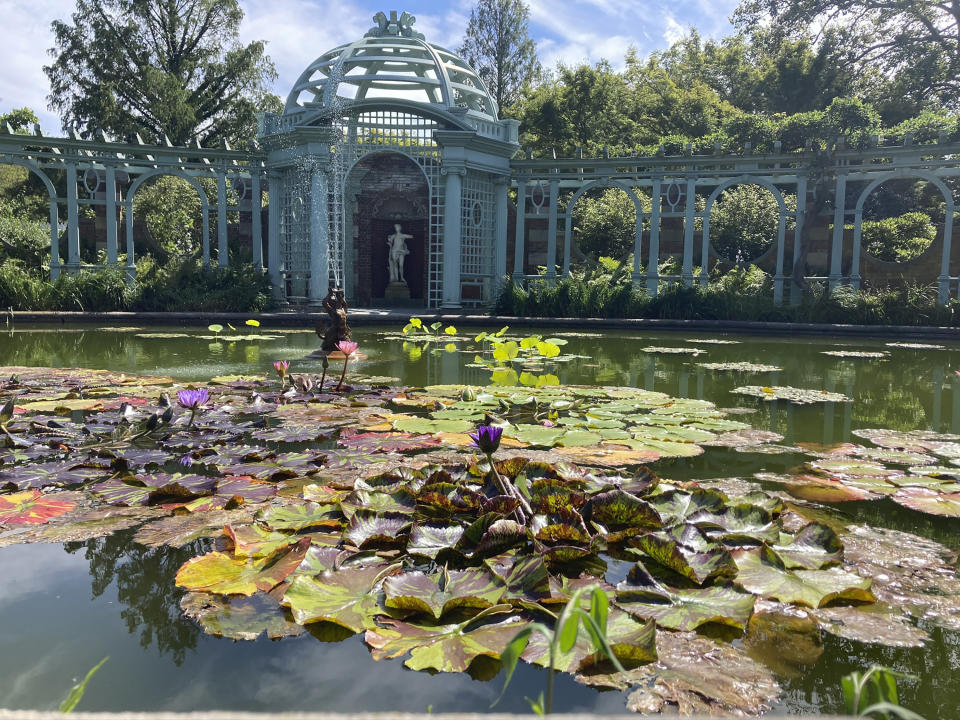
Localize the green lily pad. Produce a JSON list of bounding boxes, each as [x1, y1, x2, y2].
[[698, 362, 782, 372], [365, 611, 527, 673], [732, 386, 852, 404], [175, 537, 310, 596], [732, 545, 875, 608], [282, 563, 398, 632], [383, 568, 505, 620], [820, 350, 888, 358], [180, 589, 306, 641], [629, 524, 737, 585]]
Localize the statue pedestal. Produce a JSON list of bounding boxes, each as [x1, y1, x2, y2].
[[384, 281, 411, 300]]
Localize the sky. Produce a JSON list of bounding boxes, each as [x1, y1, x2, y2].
[[1, 0, 739, 134]]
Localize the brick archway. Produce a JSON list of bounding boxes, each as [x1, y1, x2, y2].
[[346, 153, 430, 306]]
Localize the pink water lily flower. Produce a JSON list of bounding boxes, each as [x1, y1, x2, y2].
[[337, 340, 358, 356], [335, 340, 358, 391]]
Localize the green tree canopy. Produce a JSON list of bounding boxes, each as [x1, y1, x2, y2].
[[734, 0, 960, 112], [457, 0, 542, 113], [44, 0, 280, 145], [0, 107, 40, 134]]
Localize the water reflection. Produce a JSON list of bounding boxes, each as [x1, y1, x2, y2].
[[63, 530, 201, 665]]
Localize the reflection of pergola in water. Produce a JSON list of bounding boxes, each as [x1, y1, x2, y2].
[[3, 9, 960, 306], [259, 10, 519, 307]]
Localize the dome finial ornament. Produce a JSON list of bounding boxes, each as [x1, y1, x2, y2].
[[366, 10, 424, 40]]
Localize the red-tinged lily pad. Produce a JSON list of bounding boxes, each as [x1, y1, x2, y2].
[[215, 476, 276, 504], [0, 462, 104, 491], [732, 545, 874, 608], [406, 521, 466, 561], [175, 536, 310, 596], [365, 610, 528, 673], [629, 524, 737, 586], [890, 486, 960, 516], [133, 508, 253, 548], [337, 429, 442, 454], [484, 555, 551, 604], [345, 510, 411, 548], [383, 568, 505, 620], [219, 451, 323, 480], [281, 563, 399, 632], [0, 490, 76, 525], [584, 489, 662, 531]]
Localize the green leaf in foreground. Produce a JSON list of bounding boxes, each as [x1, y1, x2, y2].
[[281, 563, 399, 633], [59, 656, 108, 713]]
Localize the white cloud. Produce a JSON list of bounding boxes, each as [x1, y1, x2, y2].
[[663, 14, 686, 45]]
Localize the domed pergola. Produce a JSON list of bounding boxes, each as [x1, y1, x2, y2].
[[258, 10, 520, 308]]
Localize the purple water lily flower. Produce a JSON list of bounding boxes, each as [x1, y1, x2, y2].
[[178, 453, 193, 467], [470, 424, 503, 455], [177, 388, 209, 410], [177, 388, 209, 427]]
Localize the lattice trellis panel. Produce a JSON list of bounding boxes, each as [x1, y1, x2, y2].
[[460, 173, 496, 305], [280, 167, 311, 300], [332, 109, 444, 306]]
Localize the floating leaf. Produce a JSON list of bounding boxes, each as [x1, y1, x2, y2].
[[383, 568, 505, 620], [630, 524, 737, 585], [732, 386, 852, 404], [698, 361, 782, 372], [282, 564, 398, 633], [0, 490, 75, 525], [366, 611, 527, 673], [181, 589, 306, 641], [175, 537, 310, 596], [584, 489, 662, 531], [812, 605, 928, 648], [890, 486, 960, 516], [732, 546, 874, 608], [345, 510, 411, 548]]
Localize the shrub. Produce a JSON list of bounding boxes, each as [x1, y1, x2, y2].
[[708, 185, 796, 263], [133, 258, 274, 312], [859, 212, 936, 262], [0, 214, 50, 269]]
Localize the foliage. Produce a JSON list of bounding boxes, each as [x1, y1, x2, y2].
[[0, 214, 50, 268], [44, 0, 280, 145], [709, 185, 796, 263], [572, 188, 642, 258], [457, 0, 541, 113], [59, 656, 108, 713], [0, 107, 39, 133], [734, 0, 960, 114], [857, 212, 937, 263], [496, 584, 629, 714], [841, 666, 925, 719], [132, 258, 273, 312], [495, 266, 960, 327], [132, 176, 203, 260], [0, 258, 272, 312]]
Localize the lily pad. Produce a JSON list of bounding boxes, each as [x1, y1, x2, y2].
[[175, 537, 310, 596], [180, 589, 306, 641], [383, 568, 505, 620], [732, 386, 852, 404], [698, 362, 782, 372], [281, 563, 399, 633], [0, 490, 76, 525]]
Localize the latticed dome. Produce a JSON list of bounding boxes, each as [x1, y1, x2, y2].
[[284, 10, 498, 122]]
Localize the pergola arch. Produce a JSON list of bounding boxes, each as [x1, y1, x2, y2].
[[0, 158, 61, 277], [124, 169, 213, 271], [562, 178, 645, 276], [850, 170, 955, 300], [701, 175, 789, 287]]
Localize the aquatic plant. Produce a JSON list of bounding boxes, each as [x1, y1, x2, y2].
[[335, 340, 358, 391], [842, 666, 924, 719], [176, 388, 209, 427], [273, 360, 290, 386]]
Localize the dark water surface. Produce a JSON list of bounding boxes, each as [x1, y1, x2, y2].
[[1, 323, 959, 716]]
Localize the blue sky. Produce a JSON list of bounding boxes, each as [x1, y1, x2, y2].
[[2, 0, 739, 134]]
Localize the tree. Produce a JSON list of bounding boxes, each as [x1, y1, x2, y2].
[[44, 0, 280, 145], [0, 107, 40, 134], [734, 0, 960, 111], [458, 0, 541, 113]]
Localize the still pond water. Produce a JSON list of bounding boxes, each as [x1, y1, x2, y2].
[[0, 323, 958, 716]]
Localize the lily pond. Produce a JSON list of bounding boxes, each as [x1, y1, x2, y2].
[[1, 322, 960, 717]]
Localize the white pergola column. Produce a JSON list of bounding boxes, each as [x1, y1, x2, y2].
[[309, 166, 330, 304], [494, 176, 509, 282], [682, 177, 696, 287], [646, 176, 662, 295], [441, 166, 465, 308], [105, 165, 118, 266], [545, 178, 559, 279], [829, 171, 847, 290], [791, 176, 808, 305], [48, 197, 60, 280], [66, 163, 80, 271], [216, 170, 229, 267], [267, 172, 283, 298], [251, 172, 263, 269], [513, 178, 526, 275]]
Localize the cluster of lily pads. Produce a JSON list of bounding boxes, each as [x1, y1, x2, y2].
[[2, 363, 960, 715]]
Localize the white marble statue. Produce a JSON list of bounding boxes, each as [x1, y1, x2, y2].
[[387, 223, 412, 283]]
